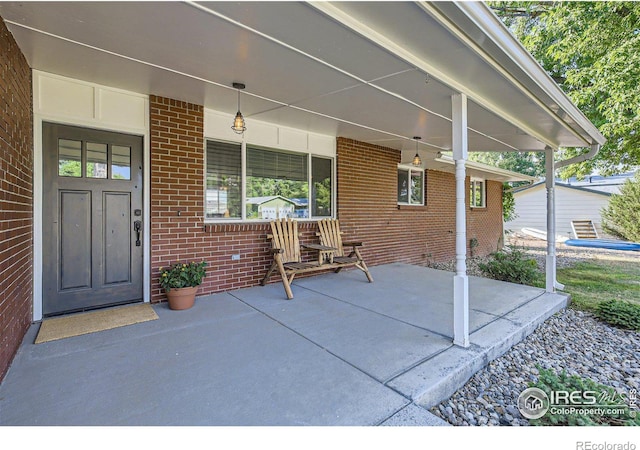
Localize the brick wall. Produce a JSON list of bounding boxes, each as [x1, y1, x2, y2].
[[336, 138, 503, 266], [149, 102, 503, 303], [0, 20, 33, 382]]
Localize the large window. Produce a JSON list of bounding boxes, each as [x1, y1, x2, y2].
[[206, 139, 333, 221], [397, 165, 424, 206], [470, 178, 486, 208]]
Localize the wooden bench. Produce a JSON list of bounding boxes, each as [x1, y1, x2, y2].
[[261, 218, 373, 299]]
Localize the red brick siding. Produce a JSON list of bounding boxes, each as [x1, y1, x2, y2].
[[150, 96, 206, 302], [467, 180, 504, 256], [0, 20, 33, 383], [149, 102, 504, 303], [336, 138, 503, 266]]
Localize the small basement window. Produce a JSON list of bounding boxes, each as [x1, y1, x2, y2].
[[397, 165, 424, 206]]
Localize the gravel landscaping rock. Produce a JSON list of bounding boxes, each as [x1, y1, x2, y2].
[[427, 234, 640, 426], [429, 308, 640, 426]]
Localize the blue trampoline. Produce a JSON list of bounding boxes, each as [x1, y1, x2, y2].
[[564, 239, 640, 251]]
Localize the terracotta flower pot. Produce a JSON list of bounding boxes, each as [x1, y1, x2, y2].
[[166, 286, 198, 310]]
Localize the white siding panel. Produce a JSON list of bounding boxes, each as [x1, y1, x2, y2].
[[278, 128, 308, 150], [204, 107, 335, 156], [507, 184, 611, 238], [34, 71, 148, 134], [37, 75, 95, 119], [99, 89, 147, 130]]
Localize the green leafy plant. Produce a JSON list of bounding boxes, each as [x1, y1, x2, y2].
[[601, 173, 640, 242], [159, 261, 207, 292], [529, 367, 640, 426], [595, 299, 640, 331], [478, 246, 540, 285]]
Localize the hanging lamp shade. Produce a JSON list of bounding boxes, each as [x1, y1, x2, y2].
[[412, 136, 422, 166], [231, 82, 246, 134]]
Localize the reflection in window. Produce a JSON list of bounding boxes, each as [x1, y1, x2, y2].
[[206, 141, 241, 219], [410, 170, 424, 204], [312, 157, 332, 217], [246, 146, 308, 220], [86, 142, 107, 178], [397, 169, 409, 204], [470, 178, 486, 208], [205, 139, 335, 221], [58, 139, 82, 177], [112, 145, 131, 180]]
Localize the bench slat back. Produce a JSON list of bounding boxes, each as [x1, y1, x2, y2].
[[317, 219, 345, 257], [270, 218, 301, 263]]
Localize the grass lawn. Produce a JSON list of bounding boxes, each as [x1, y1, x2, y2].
[[556, 259, 640, 311]]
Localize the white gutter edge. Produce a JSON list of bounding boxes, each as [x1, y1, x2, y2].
[[447, 2, 606, 147], [555, 144, 602, 169]]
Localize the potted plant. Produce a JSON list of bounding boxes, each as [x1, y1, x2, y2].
[[159, 261, 208, 310]]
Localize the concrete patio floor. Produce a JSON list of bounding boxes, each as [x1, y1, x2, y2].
[[0, 263, 568, 426]]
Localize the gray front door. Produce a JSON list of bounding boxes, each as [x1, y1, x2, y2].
[[43, 123, 143, 316]]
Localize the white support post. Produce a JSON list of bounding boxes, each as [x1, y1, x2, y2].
[[452, 93, 469, 348], [544, 148, 562, 292]]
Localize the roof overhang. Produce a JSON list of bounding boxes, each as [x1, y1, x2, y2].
[[0, 1, 605, 155], [424, 155, 538, 183]]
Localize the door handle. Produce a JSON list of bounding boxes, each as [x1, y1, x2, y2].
[[134, 220, 142, 247]]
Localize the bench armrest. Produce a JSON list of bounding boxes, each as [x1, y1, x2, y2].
[[342, 242, 363, 247]]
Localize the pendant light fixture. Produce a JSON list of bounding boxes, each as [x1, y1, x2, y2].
[[412, 136, 422, 166], [231, 82, 246, 134]]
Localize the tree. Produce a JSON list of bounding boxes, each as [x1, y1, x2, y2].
[[601, 172, 640, 242], [469, 151, 545, 185], [489, 1, 640, 178]]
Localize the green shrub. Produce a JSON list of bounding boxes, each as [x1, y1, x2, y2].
[[528, 367, 640, 426], [601, 173, 640, 242], [595, 299, 640, 331], [478, 246, 540, 285]]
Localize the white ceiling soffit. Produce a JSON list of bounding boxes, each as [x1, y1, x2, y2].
[[0, 1, 604, 153]]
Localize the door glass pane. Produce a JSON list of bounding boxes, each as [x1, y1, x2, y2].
[[58, 139, 82, 177], [86, 142, 107, 178], [112, 145, 131, 180]]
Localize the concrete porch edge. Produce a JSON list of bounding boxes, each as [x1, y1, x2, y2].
[[387, 292, 570, 409]]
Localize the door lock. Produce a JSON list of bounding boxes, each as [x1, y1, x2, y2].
[[134, 220, 142, 247]]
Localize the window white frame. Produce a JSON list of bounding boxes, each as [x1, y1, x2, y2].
[[205, 138, 335, 222], [397, 164, 425, 206], [470, 177, 486, 208]]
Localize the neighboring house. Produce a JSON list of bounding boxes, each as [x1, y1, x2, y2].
[[562, 171, 636, 195], [0, 2, 605, 382], [246, 196, 297, 220], [506, 181, 613, 238]]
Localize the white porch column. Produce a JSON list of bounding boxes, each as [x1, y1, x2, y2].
[[452, 93, 469, 348], [544, 147, 562, 292]]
